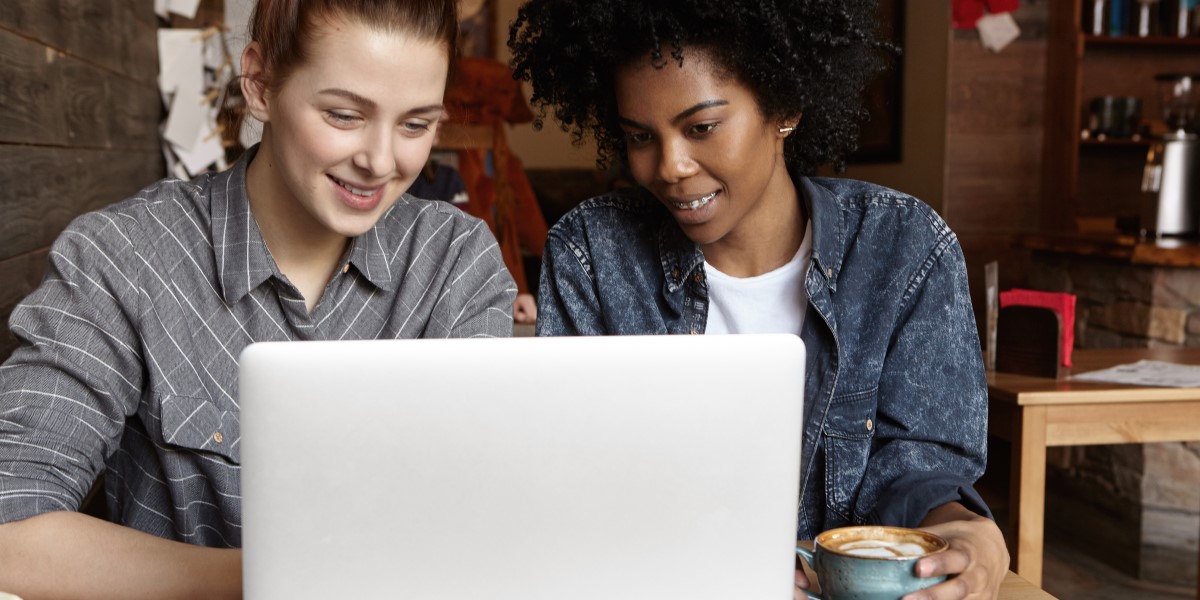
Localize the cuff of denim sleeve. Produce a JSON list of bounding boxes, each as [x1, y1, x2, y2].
[[866, 471, 993, 528]]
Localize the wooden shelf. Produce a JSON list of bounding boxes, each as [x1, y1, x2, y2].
[[1084, 34, 1200, 48], [1041, 2, 1200, 233], [1079, 137, 1152, 148], [1019, 232, 1200, 268]]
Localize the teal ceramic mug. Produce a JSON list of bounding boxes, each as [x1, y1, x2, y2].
[[795, 525, 949, 600]]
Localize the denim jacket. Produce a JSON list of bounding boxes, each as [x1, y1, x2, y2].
[[535, 175, 990, 538]]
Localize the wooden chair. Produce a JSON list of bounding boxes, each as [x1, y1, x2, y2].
[[435, 121, 527, 285]]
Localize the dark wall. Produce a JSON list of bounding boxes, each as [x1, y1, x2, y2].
[[0, 1, 163, 360], [943, 2, 1050, 343]]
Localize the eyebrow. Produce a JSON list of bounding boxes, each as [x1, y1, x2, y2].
[[617, 99, 730, 128], [317, 88, 444, 116]]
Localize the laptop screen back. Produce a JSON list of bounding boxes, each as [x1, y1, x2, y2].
[[239, 334, 805, 599]]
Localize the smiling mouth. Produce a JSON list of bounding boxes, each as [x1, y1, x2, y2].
[[672, 190, 718, 211], [330, 175, 382, 198]]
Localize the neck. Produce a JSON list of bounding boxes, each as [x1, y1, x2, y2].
[[246, 147, 350, 312], [702, 177, 807, 278]]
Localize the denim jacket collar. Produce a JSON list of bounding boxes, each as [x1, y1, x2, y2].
[[801, 176, 843, 294]]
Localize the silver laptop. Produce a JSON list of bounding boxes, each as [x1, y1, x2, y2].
[[239, 334, 805, 599]]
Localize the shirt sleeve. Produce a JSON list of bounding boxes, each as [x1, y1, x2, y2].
[[441, 218, 518, 338], [0, 213, 146, 523], [854, 234, 992, 527], [534, 228, 607, 337]]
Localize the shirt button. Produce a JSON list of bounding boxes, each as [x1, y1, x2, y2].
[[342, 264, 350, 274], [214, 431, 224, 444], [865, 419, 873, 432]]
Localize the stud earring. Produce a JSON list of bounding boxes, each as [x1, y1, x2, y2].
[[778, 126, 795, 135]]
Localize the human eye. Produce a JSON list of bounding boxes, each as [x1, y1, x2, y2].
[[400, 119, 433, 137], [324, 110, 362, 128], [623, 129, 653, 147], [689, 122, 719, 137]]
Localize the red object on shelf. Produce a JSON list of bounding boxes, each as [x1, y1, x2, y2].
[[999, 289, 1077, 367], [953, 0, 1020, 29]]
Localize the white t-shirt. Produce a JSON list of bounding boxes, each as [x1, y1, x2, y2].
[[704, 223, 812, 335]]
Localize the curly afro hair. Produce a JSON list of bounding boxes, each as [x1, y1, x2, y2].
[[508, 0, 891, 175]]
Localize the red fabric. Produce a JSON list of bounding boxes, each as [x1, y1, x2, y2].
[[445, 57, 535, 126], [999, 289, 1076, 368], [953, 0, 985, 29], [953, 0, 1020, 29], [455, 148, 548, 293], [442, 58, 548, 293]]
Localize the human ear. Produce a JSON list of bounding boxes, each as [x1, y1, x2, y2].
[[776, 113, 802, 137], [777, 115, 801, 137], [240, 42, 273, 124]]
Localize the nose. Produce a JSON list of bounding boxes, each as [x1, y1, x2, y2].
[[352, 126, 396, 179], [656, 137, 698, 183]]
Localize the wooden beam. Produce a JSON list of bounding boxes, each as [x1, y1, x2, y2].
[[0, 0, 158, 85], [0, 248, 50, 362], [0, 29, 160, 149], [0, 146, 163, 261]]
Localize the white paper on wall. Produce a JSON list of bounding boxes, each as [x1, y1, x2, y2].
[[173, 107, 226, 176], [163, 83, 207, 150], [158, 29, 204, 98], [168, 0, 202, 19], [977, 12, 1021, 53]]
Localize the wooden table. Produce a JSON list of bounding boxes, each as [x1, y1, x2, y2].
[[999, 571, 1059, 599], [988, 346, 1200, 590]]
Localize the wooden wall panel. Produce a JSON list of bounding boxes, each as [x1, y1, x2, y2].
[[0, 250, 50, 360], [0, 0, 162, 361], [0, 0, 158, 85], [0, 146, 161, 260], [0, 30, 67, 145], [0, 30, 160, 149], [943, 2, 1050, 342]]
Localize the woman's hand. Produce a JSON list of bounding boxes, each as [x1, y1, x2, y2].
[[905, 502, 1009, 600], [794, 547, 813, 599], [513, 293, 538, 324]]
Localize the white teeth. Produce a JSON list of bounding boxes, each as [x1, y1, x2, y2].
[[335, 178, 376, 197], [673, 191, 717, 210]]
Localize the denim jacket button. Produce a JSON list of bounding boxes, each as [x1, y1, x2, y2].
[[865, 418, 873, 432], [827, 267, 833, 278], [671, 268, 681, 280], [692, 272, 703, 283]]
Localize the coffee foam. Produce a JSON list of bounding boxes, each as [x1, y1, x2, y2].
[[835, 539, 931, 558]]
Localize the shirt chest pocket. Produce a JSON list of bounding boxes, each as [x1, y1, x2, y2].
[[157, 394, 241, 464], [821, 387, 878, 522]]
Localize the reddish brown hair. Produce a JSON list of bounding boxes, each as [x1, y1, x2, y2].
[[248, 0, 459, 92]]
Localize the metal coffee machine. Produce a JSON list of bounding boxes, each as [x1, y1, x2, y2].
[[1142, 73, 1200, 238]]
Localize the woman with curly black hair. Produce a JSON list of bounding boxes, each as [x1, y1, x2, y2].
[[510, 1, 1008, 598]]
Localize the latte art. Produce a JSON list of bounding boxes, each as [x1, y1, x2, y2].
[[835, 539, 931, 558]]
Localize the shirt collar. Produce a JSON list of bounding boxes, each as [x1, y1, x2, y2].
[[212, 145, 277, 304], [342, 210, 400, 293], [797, 175, 845, 291], [211, 145, 400, 304]]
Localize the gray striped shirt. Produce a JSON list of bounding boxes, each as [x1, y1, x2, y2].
[[0, 147, 516, 546]]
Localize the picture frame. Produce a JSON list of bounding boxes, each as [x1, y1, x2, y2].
[[849, 0, 905, 164]]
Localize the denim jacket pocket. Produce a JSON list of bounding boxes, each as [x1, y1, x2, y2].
[[821, 387, 878, 522], [157, 394, 241, 464]]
